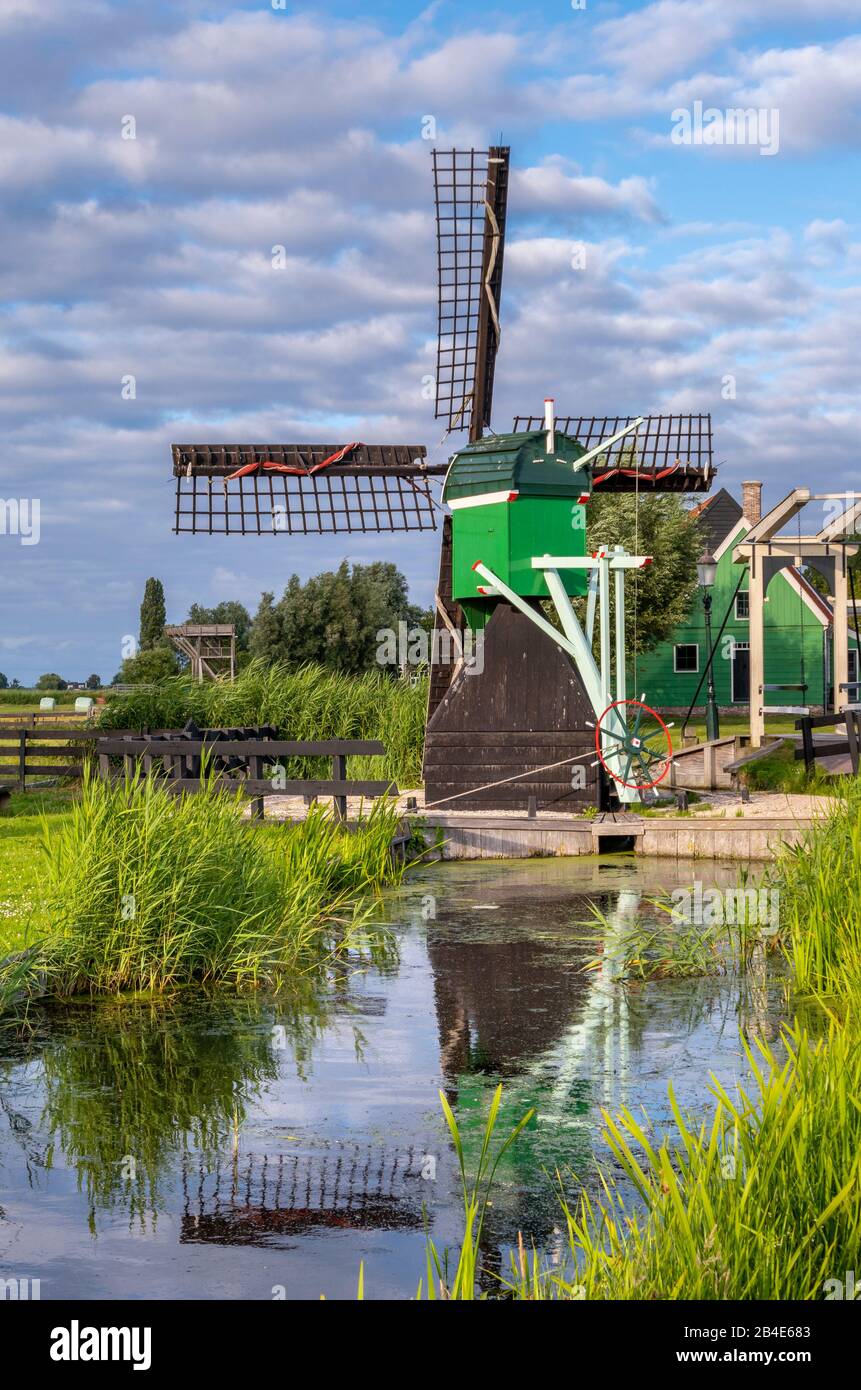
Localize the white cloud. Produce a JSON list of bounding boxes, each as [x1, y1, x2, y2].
[[1, 2, 860, 680], [512, 160, 663, 223]]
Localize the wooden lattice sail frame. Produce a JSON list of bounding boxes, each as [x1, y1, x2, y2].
[[172, 444, 445, 536]]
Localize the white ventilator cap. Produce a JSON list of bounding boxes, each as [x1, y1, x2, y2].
[[544, 397, 555, 455]]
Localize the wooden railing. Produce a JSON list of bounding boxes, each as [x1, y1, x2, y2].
[[94, 737, 395, 819], [795, 710, 861, 775], [0, 728, 139, 792], [0, 710, 95, 728]]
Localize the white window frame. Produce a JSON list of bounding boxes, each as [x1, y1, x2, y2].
[[674, 643, 699, 674], [734, 590, 750, 621]]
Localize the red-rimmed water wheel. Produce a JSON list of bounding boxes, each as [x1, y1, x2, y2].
[[594, 699, 673, 791]]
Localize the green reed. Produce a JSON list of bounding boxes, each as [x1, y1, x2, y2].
[[98, 659, 427, 787], [772, 783, 861, 1001], [0, 768, 403, 1009]]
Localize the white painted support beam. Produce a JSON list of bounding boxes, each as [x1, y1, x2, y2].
[[734, 540, 858, 559], [833, 553, 850, 715], [742, 488, 811, 545], [532, 553, 652, 570], [472, 559, 639, 802], [749, 557, 766, 747], [818, 494, 861, 541], [614, 547, 627, 708], [598, 551, 611, 713], [585, 567, 599, 645]]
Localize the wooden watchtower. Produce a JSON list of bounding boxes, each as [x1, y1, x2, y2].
[[165, 624, 236, 683]]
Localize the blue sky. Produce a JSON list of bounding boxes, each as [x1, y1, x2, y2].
[[1, 0, 860, 683]]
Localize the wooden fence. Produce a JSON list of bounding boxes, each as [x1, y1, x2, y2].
[[795, 710, 861, 775], [0, 710, 95, 729], [0, 729, 397, 818], [94, 736, 395, 818], [0, 727, 139, 792]]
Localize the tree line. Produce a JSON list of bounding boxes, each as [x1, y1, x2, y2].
[[114, 562, 434, 685]]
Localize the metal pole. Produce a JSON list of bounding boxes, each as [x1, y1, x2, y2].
[[703, 590, 720, 741]]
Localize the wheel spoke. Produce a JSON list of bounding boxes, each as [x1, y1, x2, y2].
[[635, 749, 654, 783], [598, 725, 630, 746]]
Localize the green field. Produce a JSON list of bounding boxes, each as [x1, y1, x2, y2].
[[0, 789, 73, 956]]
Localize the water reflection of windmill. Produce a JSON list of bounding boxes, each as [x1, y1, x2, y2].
[[425, 879, 650, 1254], [430, 877, 644, 1105], [180, 1141, 430, 1246]]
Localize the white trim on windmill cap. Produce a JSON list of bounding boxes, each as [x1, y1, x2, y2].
[[448, 489, 520, 510]]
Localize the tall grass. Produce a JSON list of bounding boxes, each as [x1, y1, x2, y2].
[[539, 1022, 861, 1300], [419, 1085, 534, 1300], [0, 769, 403, 1009], [98, 660, 427, 787], [773, 783, 861, 1000]]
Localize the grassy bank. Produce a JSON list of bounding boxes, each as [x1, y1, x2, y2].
[[431, 785, 861, 1300], [98, 660, 427, 788], [0, 772, 405, 1011], [0, 790, 73, 957]]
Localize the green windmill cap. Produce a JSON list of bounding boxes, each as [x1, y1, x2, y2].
[[443, 430, 591, 504]]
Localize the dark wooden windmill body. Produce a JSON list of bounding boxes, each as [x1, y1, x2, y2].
[[172, 146, 714, 812]]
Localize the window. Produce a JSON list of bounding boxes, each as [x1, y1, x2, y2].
[[850, 648, 859, 689], [674, 644, 699, 673], [735, 590, 750, 620]]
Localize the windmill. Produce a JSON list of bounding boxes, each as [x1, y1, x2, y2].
[[171, 146, 714, 811]]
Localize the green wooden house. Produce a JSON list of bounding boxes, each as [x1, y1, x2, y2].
[[637, 484, 860, 712]]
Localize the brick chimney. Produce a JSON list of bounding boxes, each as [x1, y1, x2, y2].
[[742, 480, 762, 527]]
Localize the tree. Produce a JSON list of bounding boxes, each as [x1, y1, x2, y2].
[[249, 591, 281, 662], [85, 673, 101, 690], [139, 578, 167, 651], [0, 672, 7, 690], [36, 672, 67, 690], [249, 561, 426, 674], [112, 646, 178, 685], [572, 491, 703, 656], [187, 601, 252, 650]]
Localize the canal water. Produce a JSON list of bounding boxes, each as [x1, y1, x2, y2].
[[0, 856, 789, 1300]]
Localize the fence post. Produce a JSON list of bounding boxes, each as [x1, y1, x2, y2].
[[333, 752, 347, 821], [800, 716, 815, 774], [249, 753, 264, 822], [847, 711, 860, 776], [16, 730, 28, 791]]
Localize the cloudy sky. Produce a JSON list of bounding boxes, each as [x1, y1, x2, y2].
[[1, 0, 859, 683]]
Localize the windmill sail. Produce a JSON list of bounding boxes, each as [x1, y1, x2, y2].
[[172, 443, 445, 535], [511, 413, 714, 490], [433, 147, 509, 442]]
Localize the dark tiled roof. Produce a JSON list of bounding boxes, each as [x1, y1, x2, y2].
[[690, 487, 744, 553]]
